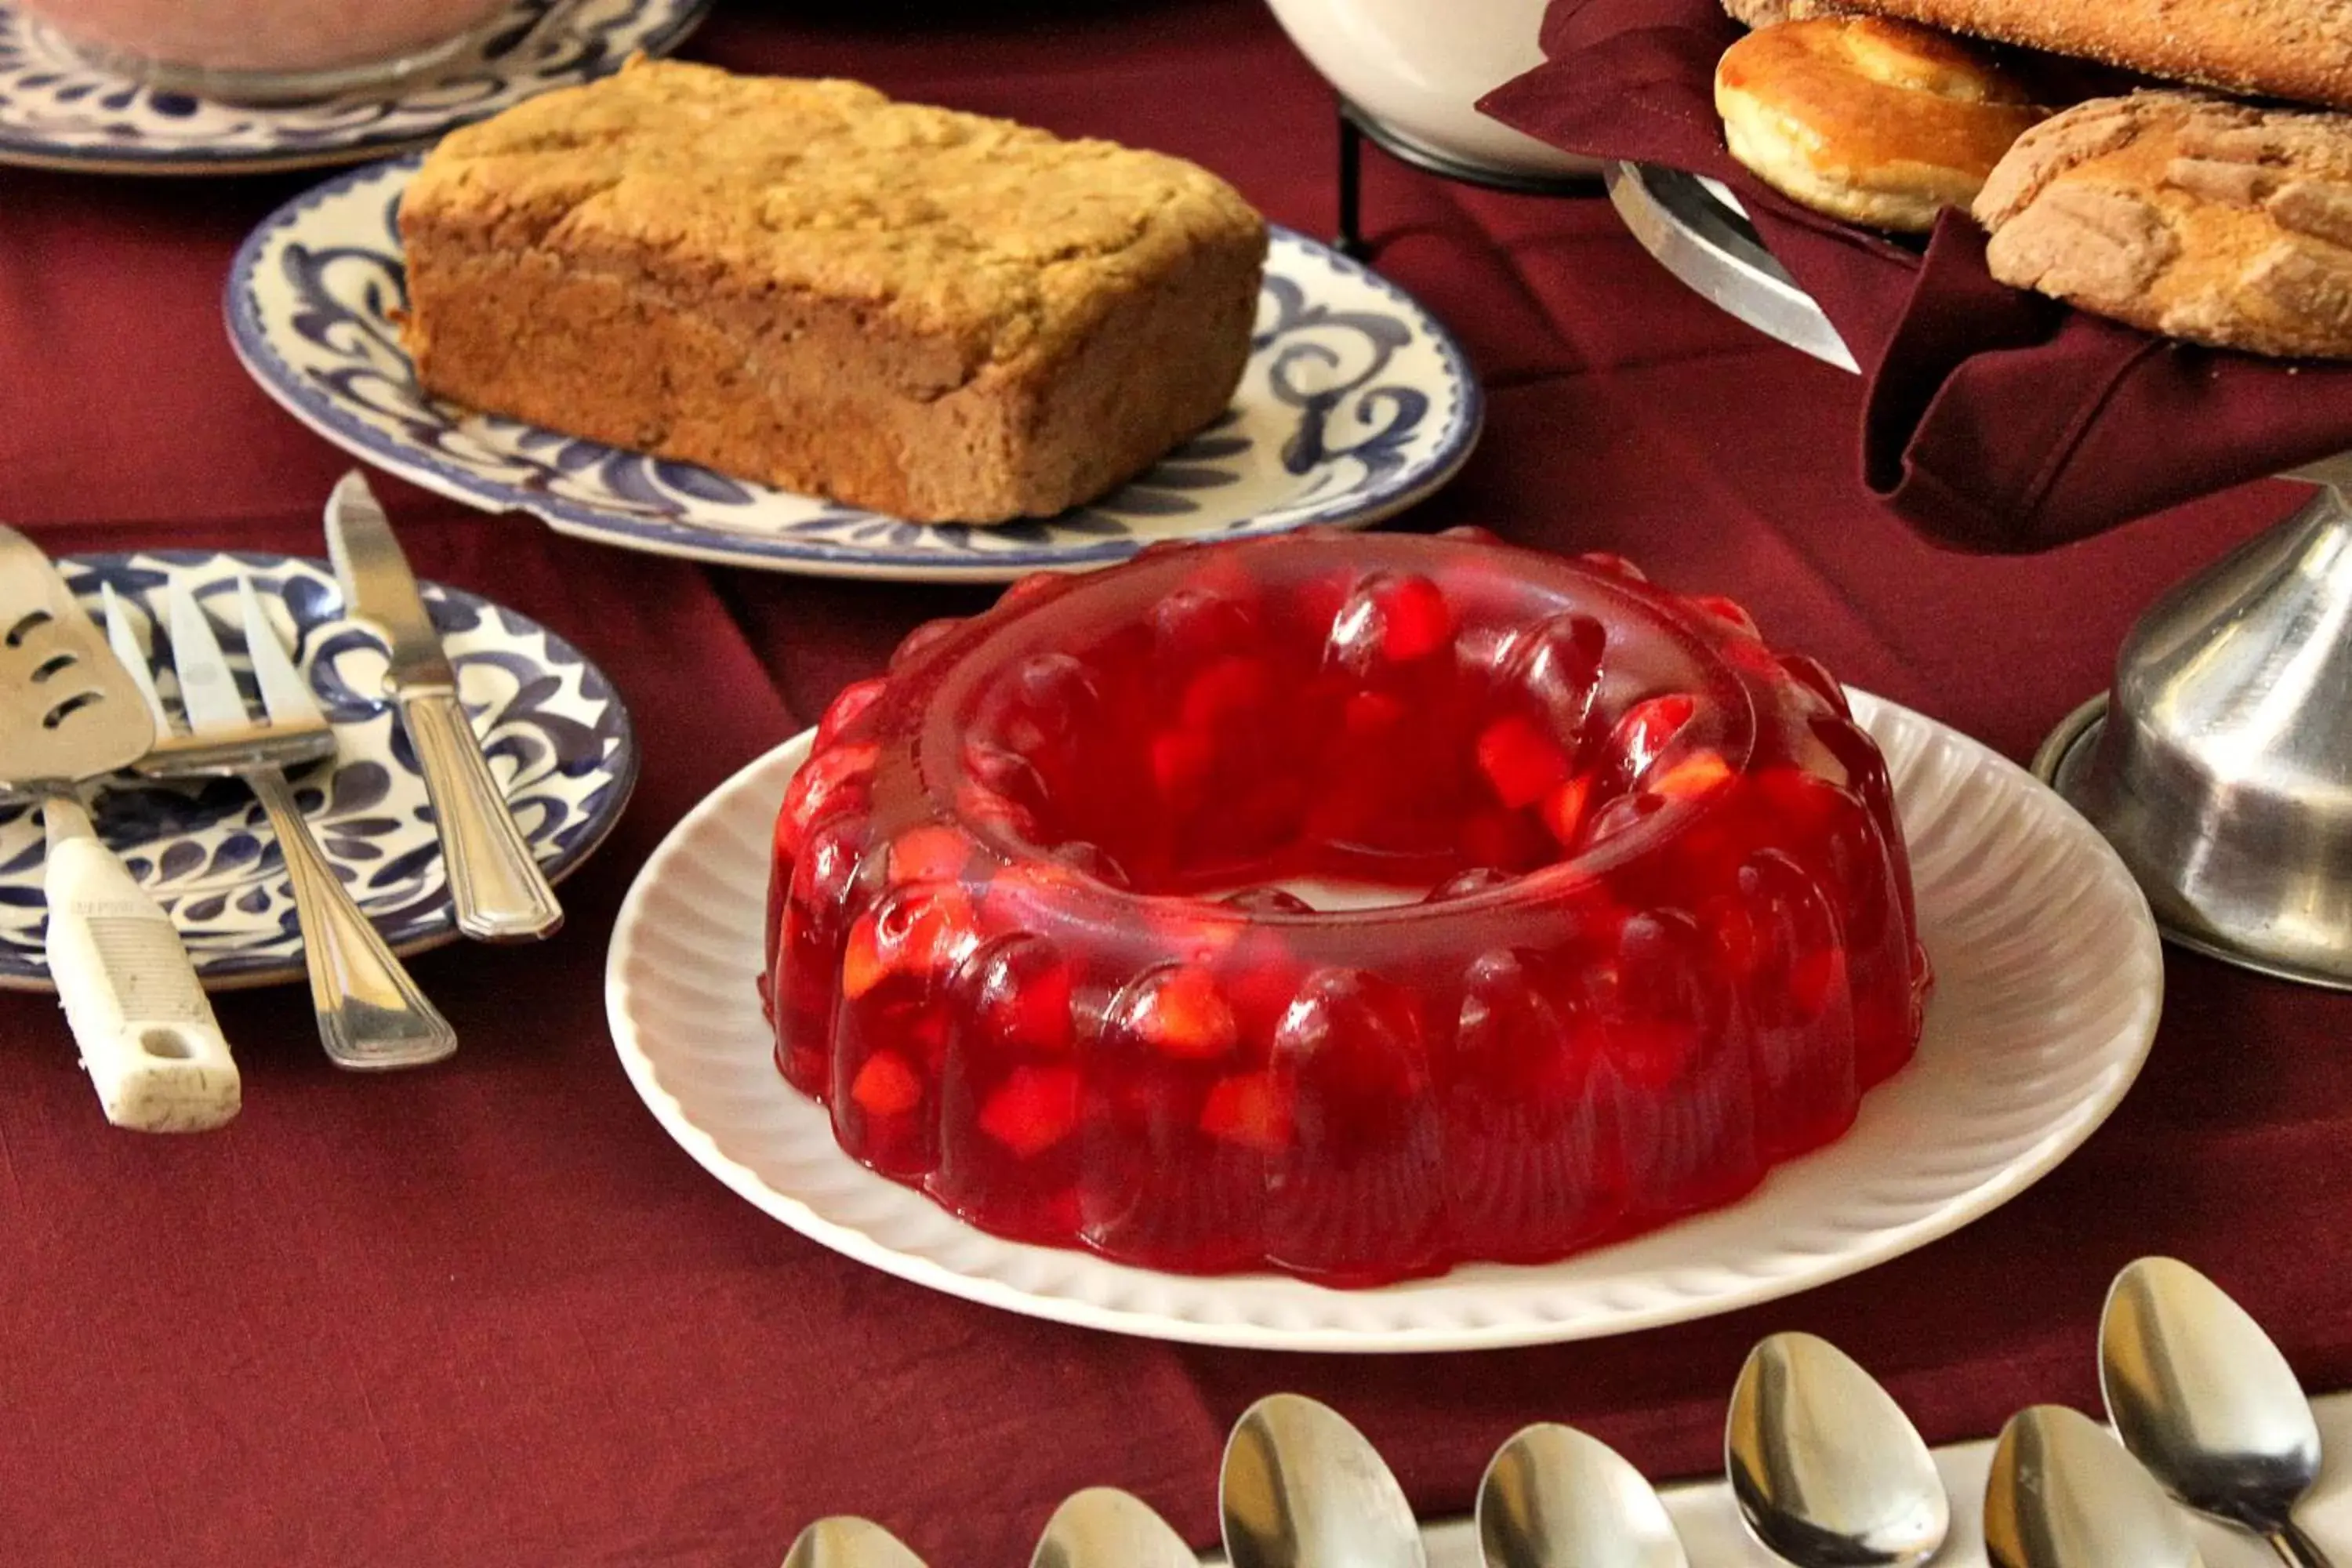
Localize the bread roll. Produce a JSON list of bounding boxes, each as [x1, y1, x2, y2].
[[1832, 0, 2352, 110], [1977, 91, 2352, 359], [1715, 16, 2046, 231]]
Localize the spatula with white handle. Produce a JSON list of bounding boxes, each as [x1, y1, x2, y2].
[[0, 528, 238, 1131]]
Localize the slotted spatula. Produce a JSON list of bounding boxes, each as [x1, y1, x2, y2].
[[0, 527, 238, 1131]]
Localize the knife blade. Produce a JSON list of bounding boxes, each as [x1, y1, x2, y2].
[[326, 470, 459, 691], [324, 471, 563, 942]]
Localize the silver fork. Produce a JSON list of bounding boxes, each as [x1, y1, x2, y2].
[[105, 575, 457, 1071]]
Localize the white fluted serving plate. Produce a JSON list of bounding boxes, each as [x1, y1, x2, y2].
[[604, 692, 2162, 1351]]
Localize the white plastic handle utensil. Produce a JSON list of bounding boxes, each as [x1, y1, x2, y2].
[[42, 793, 238, 1132]]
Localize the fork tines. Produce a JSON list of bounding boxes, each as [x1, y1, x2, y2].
[[104, 576, 337, 778]]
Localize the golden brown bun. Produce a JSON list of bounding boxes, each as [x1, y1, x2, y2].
[[1831, 0, 2352, 111], [1715, 16, 2048, 232], [1977, 91, 2352, 359]]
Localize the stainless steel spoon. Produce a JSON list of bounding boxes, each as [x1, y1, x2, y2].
[[2103, 1256, 2338, 1568], [1726, 1331, 1949, 1567], [1477, 1422, 1688, 1568], [1985, 1404, 2205, 1568], [1033, 1487, 1196, 1568], [780, 1517, 927, 1568], [1221, 1393, 1425, 1568]]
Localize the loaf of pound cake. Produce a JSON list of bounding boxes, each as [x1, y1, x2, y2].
[[397, 62, 1269, 524]]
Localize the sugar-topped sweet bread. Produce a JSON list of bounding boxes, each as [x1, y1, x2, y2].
[[1976, 91, 2352, 360]]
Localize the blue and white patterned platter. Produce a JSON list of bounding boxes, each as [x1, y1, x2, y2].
[[227, 156, 1483, 583], [0, 0, 708, 176], [0, 551, 637, 993]]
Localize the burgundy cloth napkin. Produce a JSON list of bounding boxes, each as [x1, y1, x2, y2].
[[1479, 0, 2352, 552]]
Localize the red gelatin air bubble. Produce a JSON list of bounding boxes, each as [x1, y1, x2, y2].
[[763, 532, 1932, 1285]]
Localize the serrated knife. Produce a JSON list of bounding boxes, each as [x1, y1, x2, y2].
[[324, 471, 563, 943]]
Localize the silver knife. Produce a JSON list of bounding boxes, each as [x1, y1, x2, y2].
[[324, 471, 564, 943]]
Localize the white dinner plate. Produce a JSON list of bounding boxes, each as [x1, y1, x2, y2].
[[0, 550, 637, 991], [0, 0, 709, 176], [604, 693, 2161, 1351], [226, 157, 1483, 583]]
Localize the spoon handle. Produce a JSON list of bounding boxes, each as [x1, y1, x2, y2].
[[2268, 1521, 2339, 1568]]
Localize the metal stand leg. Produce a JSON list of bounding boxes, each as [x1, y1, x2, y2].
[[1330, 96, 1601, 267], [1337, 107, 1368, 262]]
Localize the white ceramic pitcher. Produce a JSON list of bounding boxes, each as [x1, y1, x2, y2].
[[1265, 0, 1601, 179]]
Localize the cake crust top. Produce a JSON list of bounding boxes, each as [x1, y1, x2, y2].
[[401, 61, 1266, 374]]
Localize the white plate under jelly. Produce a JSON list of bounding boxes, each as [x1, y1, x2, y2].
[[226, 157, 1483, 583], [0, 0, 709, 176], [604, 694, 2161, 1352]]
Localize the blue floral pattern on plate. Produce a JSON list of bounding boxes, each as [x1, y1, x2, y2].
[[226, 157, 1484, 583], [0, 0, 709, 174], [0, 551, 637, 991]]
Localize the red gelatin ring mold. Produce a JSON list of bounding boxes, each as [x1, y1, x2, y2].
[[763, 533, 1931, 1287]]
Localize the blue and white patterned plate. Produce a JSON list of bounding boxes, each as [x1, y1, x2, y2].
[[226, 156, 1483, 583], [0, 551, 637, 992], [0, 0, 709, 176]]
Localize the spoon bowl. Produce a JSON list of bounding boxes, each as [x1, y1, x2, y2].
[[1221, 1394, 1425, 1568], [1726, 1331, 1949, 1567], [1984, 1405, 2205, 1568], [1476, 1423, 1687, 1568], [1033, 1487, 1195, 1568], [2102, 1256, 2336, 1567], [781, 1518, 928, 1568]]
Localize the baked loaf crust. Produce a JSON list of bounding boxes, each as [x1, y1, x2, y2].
[[1720, 0, 1840, 28], [1833, 0, 2352, 111], [1976, 91, 2352, 359], [398, 62, 1269, 524], [1716, 16, 2046, 231]]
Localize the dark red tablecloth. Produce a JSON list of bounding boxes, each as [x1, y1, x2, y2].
[[4, 5, 2351, 1564]]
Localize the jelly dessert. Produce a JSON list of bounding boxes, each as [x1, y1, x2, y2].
[[761, 531, 1931, 1287]]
